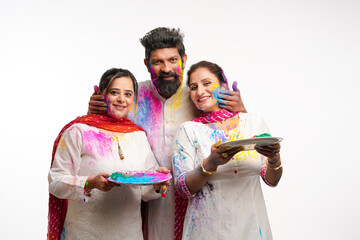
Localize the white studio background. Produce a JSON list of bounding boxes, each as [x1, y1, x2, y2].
[[1, 0, 359, 239]]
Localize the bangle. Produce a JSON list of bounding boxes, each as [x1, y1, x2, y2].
[[84, 181, 92, 196], [266, 160, 282, 171], [267, 157, 280, 165], [83, 189, 92, 196], [200, 159, 216, 175]]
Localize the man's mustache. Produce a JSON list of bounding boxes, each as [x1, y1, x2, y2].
[[158, 71, 178, 79]]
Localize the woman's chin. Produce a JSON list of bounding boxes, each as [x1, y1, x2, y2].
[[106, 110, 128, 119], [198, 104, 220, 113]]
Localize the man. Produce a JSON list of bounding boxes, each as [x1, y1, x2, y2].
[[88, 27, 246, 240]]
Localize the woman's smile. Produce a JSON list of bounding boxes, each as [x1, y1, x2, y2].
[[197, 95, 211, 103]]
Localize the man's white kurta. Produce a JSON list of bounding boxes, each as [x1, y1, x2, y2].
[[128, 80, 198, 240]]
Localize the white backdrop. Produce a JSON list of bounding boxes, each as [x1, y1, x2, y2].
[[1, 0, 359, 239]]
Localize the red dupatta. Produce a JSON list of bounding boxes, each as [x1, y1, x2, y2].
[[47, 114, 144, 240]]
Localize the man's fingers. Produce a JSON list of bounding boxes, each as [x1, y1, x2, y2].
[[93, 85, 100, 95], [219, 90, 232, 96], [218, 92, 238, 103], [90, 95, 105, 103], [232, 81, 239, 92], [89, 102, 107, 108], [89, 109, 106, 115], [218, 99, 236, 107]]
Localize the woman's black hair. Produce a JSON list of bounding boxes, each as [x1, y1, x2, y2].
[[186, 61, 226, 87], [140, 27, 186, 62]]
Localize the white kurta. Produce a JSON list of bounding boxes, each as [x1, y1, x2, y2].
[[48, 123, 160, 240], [172, 113, 274, 240], [128, 80, 198, 240]]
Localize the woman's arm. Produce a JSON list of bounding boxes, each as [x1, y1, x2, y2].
[[184, 145, 240, 195], [48, 127, 90, 200], [256, 143, 283, 186], [49, 126, 117, 200], [173, 125, 240, 197]]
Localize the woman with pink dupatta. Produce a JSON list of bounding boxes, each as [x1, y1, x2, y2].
[[172, 61, 283, 240]]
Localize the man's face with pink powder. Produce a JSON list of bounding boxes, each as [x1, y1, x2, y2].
[[144, 47, 187, 98]]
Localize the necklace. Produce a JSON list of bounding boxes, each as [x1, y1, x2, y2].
[[115, 137, 125, 160]]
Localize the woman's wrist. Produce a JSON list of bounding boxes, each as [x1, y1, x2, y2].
[[202, 158, 218, 173], [84, 176, 94, 191], [267, 156, 280, 165], [266, 158, 282, 171]]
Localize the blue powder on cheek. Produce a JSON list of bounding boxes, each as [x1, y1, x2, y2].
[[212, 86, 221, 104]]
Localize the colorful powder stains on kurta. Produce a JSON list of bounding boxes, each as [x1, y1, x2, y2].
[[65, 177, 76, 193], [168, 59, 184, 113], [205, 120, 259, 163], [136, 84, 163, 131], [58, 138, 66, 152], [226, 127, 260, 163], [82, 130, 114, 157]]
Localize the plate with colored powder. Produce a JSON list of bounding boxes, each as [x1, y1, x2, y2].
[[218, 134, 283, 151], [108, 170, 172, 185]]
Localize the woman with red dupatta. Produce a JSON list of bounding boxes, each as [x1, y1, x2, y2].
[[172, 61, 283, 240], [48, 68, 168, 240]]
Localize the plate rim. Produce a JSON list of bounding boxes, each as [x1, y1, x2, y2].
[[218, 137, 283, 148]]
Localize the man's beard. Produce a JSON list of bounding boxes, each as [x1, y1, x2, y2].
[[155, 71, 181, 96]]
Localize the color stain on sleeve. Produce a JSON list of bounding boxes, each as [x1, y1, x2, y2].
[[58, 138, 66, 152]]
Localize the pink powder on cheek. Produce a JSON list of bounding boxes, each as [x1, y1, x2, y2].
[[150, 65, 158, 86], [176, 65, 181, 75], [82, 130, 114, 157]]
